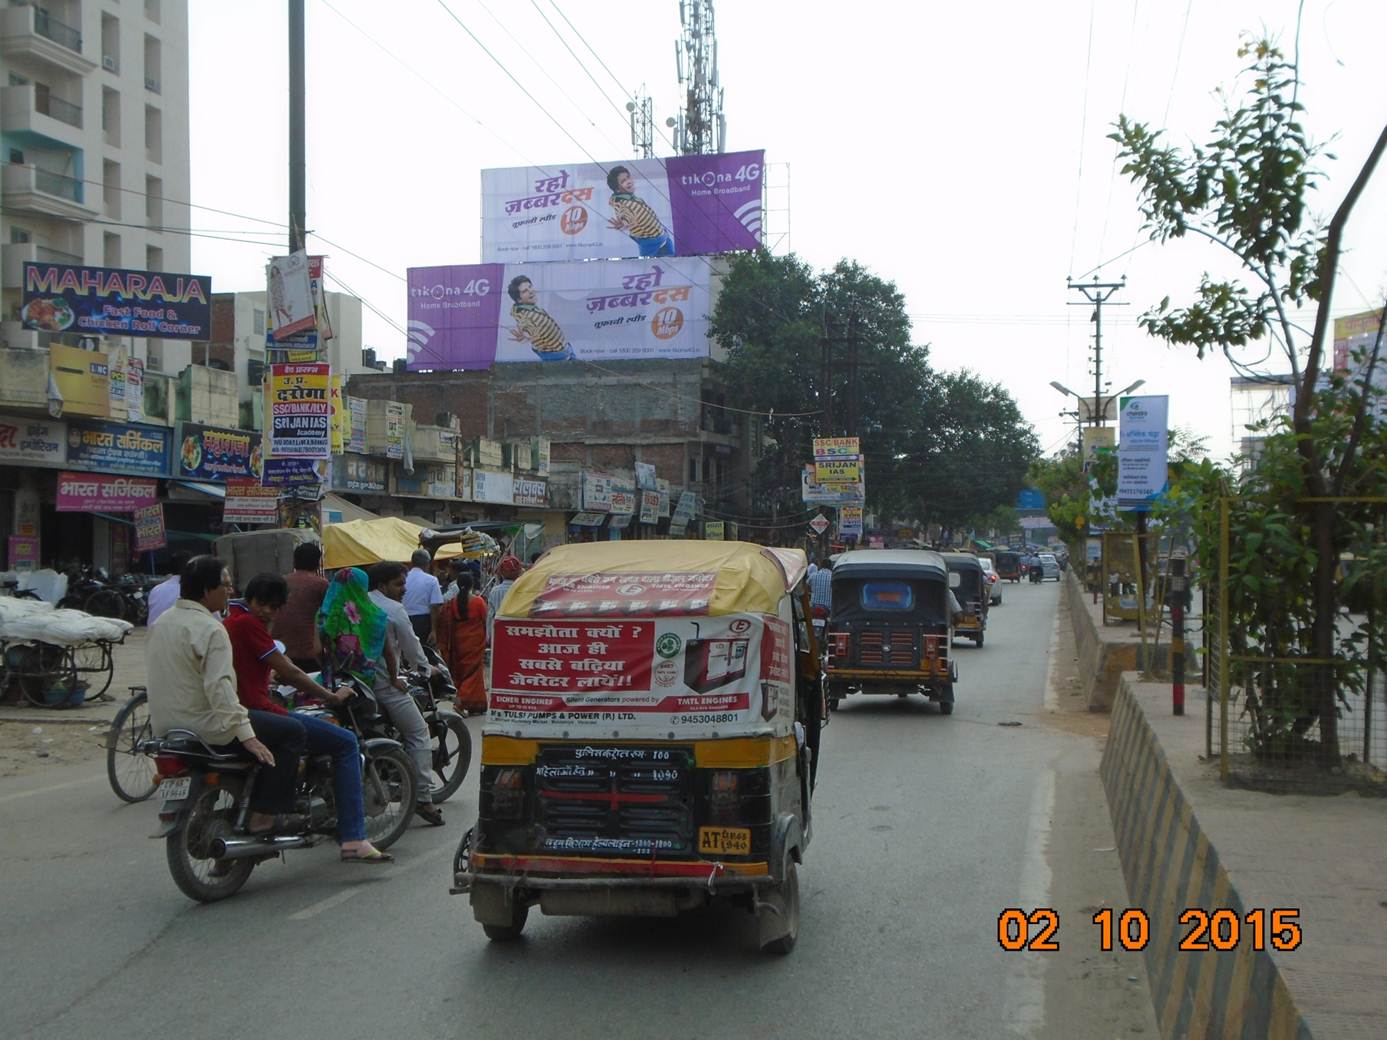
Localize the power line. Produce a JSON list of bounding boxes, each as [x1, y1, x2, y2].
[[528, 0, 636, 135], [1067, 0, 1097, 277]]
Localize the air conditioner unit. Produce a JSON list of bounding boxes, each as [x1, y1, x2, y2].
[[146, 351, 162, 372], [102, 55, 117, 72], [144, 77, 159, 92]]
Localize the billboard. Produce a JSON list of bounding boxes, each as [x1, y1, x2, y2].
[[22, 262, 211, 339], [66, 421, 169, 477], [177, 423, 262, 482], [1117, 396, 1169, 511], [481, 150, 764, 263], [267, 363, 331, 459], [407, 259, 710, 370]]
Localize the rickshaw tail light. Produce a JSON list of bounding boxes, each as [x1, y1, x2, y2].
[[491, 767, 526, 819], [709, 771, 740, 823], [830, 632, 850, 659]]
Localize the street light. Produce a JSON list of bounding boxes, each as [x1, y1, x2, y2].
[[1049, 379, 1147, 423]]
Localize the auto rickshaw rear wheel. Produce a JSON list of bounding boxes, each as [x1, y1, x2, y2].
[[938, 699, 955, 716], [974, 632, 984, 647], [482, 900, 529, 942], [758, 860, 800, 955]]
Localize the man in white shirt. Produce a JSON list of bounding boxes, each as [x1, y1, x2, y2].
[[402, 549, 443, 645], [145, 551, 191, 627], [368, 561, 442, 826]]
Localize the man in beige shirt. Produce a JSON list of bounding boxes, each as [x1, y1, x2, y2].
[[146, 556, 301, 833]]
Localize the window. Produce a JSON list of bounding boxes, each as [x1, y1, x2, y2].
[[860, 582, 915, 612], [143, 33, 161, 93], [689, 457, 698, 482], [9, 73, 30, 87], [103, 232, 120, 267], [102, 159, 120, 218], [101, 87, 120, 146], [145, 175, 162, 226], [145, 0, 161, 24], [101, 13, 120, 71], [10, 227, 31, 244], [146, 244, 163, 270], [252, 308, 265, 333], [144, 104, 161, 163]]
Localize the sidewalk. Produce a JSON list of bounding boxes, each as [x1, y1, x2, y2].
[[0, 628, 149, 727]]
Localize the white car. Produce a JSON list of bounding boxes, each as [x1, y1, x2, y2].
[[980, 557, 1003, 604], [1038, 553, 1061, 581]]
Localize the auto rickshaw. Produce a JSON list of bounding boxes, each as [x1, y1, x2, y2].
[[941, 552, 988, 647], [824, 549, 957, 714], [994, 549, 1021, 583], [452, 541, 824, 955]]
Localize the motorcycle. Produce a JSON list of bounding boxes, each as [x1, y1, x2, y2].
[[368, 646, 472, 803], [140, 677, 416, 903], [59, 566, 126, 620], [1029, 563, 1043, 584]]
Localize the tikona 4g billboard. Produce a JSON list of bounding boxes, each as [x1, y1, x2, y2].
[[406, 259, 711, 370], [480, 150, 764, 262]]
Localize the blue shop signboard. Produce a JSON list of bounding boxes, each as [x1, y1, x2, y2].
[[66, 421, 169, 477]]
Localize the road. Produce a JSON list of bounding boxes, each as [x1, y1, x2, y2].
[[0, 578, 1158, 1040]]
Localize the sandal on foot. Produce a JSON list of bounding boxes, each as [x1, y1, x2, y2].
[[415, 802, 445, 827], [340, 846, 393, 864]]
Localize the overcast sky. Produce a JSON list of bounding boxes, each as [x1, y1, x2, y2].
[[188, 0, 1387, 462]]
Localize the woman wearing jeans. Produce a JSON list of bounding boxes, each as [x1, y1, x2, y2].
[[224, 573, 392, 865]]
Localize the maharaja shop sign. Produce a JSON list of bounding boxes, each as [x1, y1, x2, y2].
[[22, 262, 211, 340]]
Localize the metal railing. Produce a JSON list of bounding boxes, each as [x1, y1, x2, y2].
[[32, 6, 84, 54], [33, 168, 82, 202], [35, 91, 82, 128]]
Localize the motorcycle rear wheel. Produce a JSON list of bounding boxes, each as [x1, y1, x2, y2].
[[84, 588, 127, 621], [166, 787, 254, 902], [362, 745, 416, 850], [429, 712, 472, 803]]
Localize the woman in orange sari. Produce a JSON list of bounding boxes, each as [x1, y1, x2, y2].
[[438, 571, 488, 714]]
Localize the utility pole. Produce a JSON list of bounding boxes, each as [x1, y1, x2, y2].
[[288, 0, 306, 253], [1066, 276, 1126, 428], [670, 0, 725, 155]]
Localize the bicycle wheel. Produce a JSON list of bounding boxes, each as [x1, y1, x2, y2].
[[107, 691, 158, 803], [74, 642, 114, 700], [14, 644, 72, 708]]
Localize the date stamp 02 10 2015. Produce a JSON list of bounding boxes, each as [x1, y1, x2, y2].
[[996, 907, 1304, 954]]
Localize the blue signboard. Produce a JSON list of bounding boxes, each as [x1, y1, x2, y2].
[[66, 422, 169, 477], [1016, 488, 1047, 511], [262, 457, 325, 488], [22, 262, 211, 340], [177, 423, 262, 482]]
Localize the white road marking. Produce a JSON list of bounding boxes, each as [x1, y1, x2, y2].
[[1001, 765, 1056, 1037], [1043, 595, 1064, 713], [288, 836, 456, 920], [0, 773, 104, 805]]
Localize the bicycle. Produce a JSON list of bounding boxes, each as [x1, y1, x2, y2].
[[5, 637, 118, 709], [107, 686, 158, 802]]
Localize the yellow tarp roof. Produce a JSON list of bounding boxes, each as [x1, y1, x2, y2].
[[322, 517, 422, 570], [501, 540, 807, 618]]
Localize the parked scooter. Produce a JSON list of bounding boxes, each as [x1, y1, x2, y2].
[[140, 677, 416, 903]]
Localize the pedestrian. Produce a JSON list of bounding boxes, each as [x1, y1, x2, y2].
[[437, 571, 488, 715], [367, 561, 444, 827], [277, 541, 328, 673], [485, 554, 523, 646], [144, 555, 302, 836], [223, 573, 392, 863], [403, 548, 443, 645], [145, 550, 191, 627]]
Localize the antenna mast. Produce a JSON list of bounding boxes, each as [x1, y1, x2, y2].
[[671, 0, 725, 155]]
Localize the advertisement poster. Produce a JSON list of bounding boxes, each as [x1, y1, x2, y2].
[[609, 489, 636, 516], [812, 437, 860, 459], [634, 461, 657, 490], [263, 458, 327, 488], [267, 252, 315, 340], [347, 398, 367, 454], [224, 480, 280, 525], [126, 357, 145, 423], [582, 470, 615, 512], [838, 504, 864, 538], [49, 344, 110, 418], [814, 457, 861, 485], [704, 520, 726, 540], [513, 475, 548, 508], [801, 463, 864, 504], [56, 472, 158, 512], [22, 262, 211, 340], [133, 503, 166, 552], [107, 345, 127, 421], [472, 468, 515, 505], [481, 151, 763, 263], [268, 363, 331, 459], [1331, 308, 1385, 413], [177, 423, 262, 482], [406, 258, 711, 370], [329, 375, 344, 454], [1117, 395, 1170, 510], [66, 422, 169, 477], [0, 416, 65, 466], [640, 490, 660, 524], [333, 455, 387, 494], [489, 612, 793, 739], [7, 536, 38, 571]]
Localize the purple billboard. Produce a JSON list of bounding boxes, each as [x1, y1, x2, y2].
[[407, 259, 711, 371], [481, 150, 764, 263]]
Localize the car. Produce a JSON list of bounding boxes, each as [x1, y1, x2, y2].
[[1038, 553, 1061, 581], [979, 556, 1003, 605]]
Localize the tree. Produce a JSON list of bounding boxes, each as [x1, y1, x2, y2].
[[1111, 36, 1387, 765]]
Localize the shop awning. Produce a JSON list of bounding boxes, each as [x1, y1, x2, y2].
[[569, 512, 607, 527], [166, 480, 226, 501]]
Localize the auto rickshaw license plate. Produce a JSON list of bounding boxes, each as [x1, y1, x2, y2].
[[698, 826, 751, 855]]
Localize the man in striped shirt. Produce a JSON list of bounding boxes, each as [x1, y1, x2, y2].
[[606, 166, 675, 257], [507, 275, 575, 361]]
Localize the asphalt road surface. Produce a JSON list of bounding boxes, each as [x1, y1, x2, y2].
[[1, 577, 1158, 1040]]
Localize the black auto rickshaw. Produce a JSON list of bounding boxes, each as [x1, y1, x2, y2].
[[824, 549, 957, 714], [995, 550, 1021, 582], [941, 552, 987, 647], [453, 541, 824, 954]]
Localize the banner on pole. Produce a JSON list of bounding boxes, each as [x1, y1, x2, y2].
[[1117, 395, 1169, 511], [133, 503, 166, 552], [268, 363, 331, 459]]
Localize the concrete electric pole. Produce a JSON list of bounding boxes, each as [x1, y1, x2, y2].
[[1066, 276, 1126, 428], [288, 0, 306, 254]]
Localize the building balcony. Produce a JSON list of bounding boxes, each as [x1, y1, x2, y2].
[[0, 4, 96, 77], [2, 242, 83, 292], [2, 162, 97, 222], [0, 342, 54, 413], [1, 83, 84, 140]]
